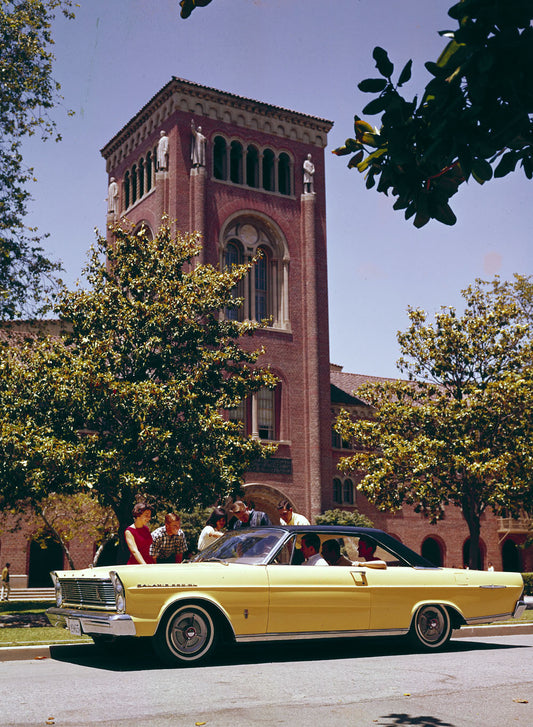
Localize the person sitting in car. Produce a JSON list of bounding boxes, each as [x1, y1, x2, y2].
[[354, 537, 387, 568], [322, 539, 353, 566], [300, 533, 328, 566]]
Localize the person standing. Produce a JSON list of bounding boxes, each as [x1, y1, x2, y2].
[[277, 499, 309, 526], [150, 513, 188, 563], [230, 501, 271, 529], [1, 563, 10, 601], [197, 508, 226, 551], [124, 503, 155, 565]]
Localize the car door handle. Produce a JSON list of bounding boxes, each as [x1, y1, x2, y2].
[[351, 572, 368, 586]]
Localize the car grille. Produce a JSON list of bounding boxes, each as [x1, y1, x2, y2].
[[60, 578, 116, 610]]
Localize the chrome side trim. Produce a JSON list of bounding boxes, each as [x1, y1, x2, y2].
[[46, 607, 136, 636], [479, 584, 506, 589], [235, 628, 409, 643], [464, 612, 512, 625]]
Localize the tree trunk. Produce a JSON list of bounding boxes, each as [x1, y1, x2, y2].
[[461, 490, 482, 569]]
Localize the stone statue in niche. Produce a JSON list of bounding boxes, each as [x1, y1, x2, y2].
[[303, 153, 315, 194], [157, 130, 169, 171], [107, 177, 119, 215], [190, 120, 207, 168]]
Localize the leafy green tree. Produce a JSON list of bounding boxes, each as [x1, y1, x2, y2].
[[0, 0, 75, 318], [315, 508, 373, 528], [336, 276, 533, 568], [333, 0, 533, 227], [0, 222, 277, 541]]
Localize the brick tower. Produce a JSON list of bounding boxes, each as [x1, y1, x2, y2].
[[101, 78, 334, 521]]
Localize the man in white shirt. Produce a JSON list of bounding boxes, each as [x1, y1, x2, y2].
[[301, 533, 328, 566]]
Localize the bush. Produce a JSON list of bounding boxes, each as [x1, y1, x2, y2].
[[315, 509, 373, 528], [522, 573, 533, 596]]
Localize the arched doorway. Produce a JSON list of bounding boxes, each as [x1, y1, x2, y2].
[[28, 538, 64, 587], [421, 537, 443, 566], [501, 539, 521, 572], [462, 538, 485, 570]]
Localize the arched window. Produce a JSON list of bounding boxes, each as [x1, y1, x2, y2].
[[246, 145, 259, 188], [343, 478, 354, 505], [255, 247, 270, 322], [138, 158, 145, 198], [224, 240, 243, 321], [278, 153, 291, 195], [257, 387, 275, 440], [214, 136, 227, 180], [221, 218, 289, 329], [131, 164, 138, 204], [230, 141, 243, 184], [228, 398, 247, 434], [146, 152, 153, 192], [333, 478, 342, 504], [124, 171, 130, 209], [262, 148, 275, 191]]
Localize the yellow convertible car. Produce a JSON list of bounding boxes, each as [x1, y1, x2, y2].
[[47, 526, 525, 666]]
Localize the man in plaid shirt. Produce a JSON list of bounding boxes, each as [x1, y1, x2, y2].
[[150, 513, 188, 563]]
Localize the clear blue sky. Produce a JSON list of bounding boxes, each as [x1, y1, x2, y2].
[[23, 0, 532, 378]]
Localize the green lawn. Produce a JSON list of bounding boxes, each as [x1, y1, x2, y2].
[[0, 603, 91, 647]]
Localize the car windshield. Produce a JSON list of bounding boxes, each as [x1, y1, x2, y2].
[[192, 528, 287, 565]]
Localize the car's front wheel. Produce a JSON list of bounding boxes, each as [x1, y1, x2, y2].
[[153, 603, 217, 666], [409, 604, 452, 650]]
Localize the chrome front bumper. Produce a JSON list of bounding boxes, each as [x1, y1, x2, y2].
[[513, 599, 526, 620], [47, 607, 137, 637]]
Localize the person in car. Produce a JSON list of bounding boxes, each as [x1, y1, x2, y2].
[[322, 539, 353, 566], [300, 533, 328, 566]]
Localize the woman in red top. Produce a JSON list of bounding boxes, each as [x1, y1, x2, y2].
[[124, 502, 155, 564]]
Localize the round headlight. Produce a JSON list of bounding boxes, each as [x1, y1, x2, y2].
[[109, 571, 126, 613]]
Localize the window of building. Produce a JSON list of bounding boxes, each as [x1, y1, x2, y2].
[[278, 153, 291, 196], [138, 158, 145, 198], [255, 248, 269, 322], [124, 171, 130, 210], [230, 141, 243, 184], [262, 149, 275, 191], [333, 478, 342, 504], [220, 219, 289, 329], [257, 387, 275, 440], [246, 145, 259, 188], [343, 479, 354, 504], [224, 240, 243, 321], [146, 152, 153, 192], [228, 398, 247, 434], [131, 164, 138, 205], [213, 137, 293, 196], [214, 136, 227, 180]]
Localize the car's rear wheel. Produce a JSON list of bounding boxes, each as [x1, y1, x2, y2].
[[153, 603, 217, 666], [409, 604, 452, 650]]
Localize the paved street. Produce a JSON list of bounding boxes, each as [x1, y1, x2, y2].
[[1, 634, 531, 726]]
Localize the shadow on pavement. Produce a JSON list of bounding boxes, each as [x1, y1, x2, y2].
[[49, 634, 528, 673]]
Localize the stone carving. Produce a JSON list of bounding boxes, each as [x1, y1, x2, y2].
[[107, 177, 119, 215], [190, 120, 206, 168], [303, 153, 315, 194], [157, 130, 169, 171]]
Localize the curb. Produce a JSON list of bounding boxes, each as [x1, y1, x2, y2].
[[1, 624, 532, 663]]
